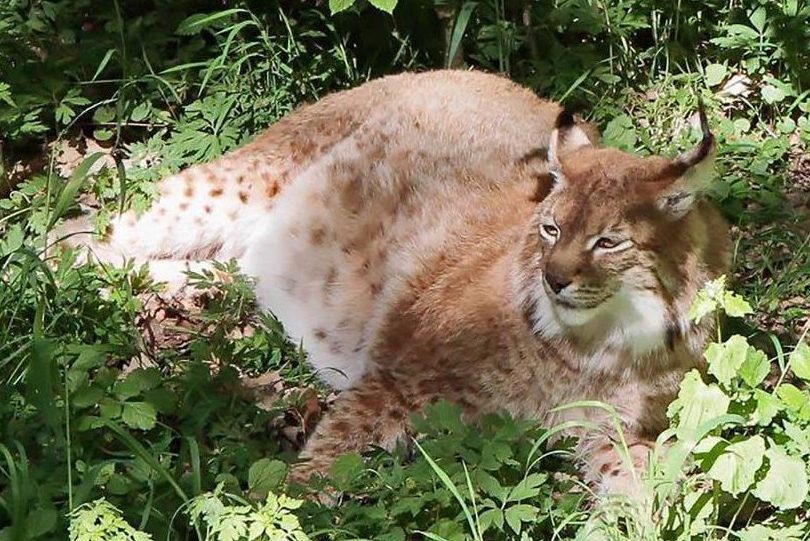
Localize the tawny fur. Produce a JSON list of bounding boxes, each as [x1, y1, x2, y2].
[[60, 70, 729, 497]]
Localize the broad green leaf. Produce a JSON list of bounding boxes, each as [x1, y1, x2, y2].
[[115, 368, 161, 399], [784, 421, 810, 456], [777, 117, 796, 134], [121, 401, 157, 430], [504, 504, 536, 534], [506, 473, 547, 502], [248, 459, 287, 494], [99, 398, 122, 419], [476, 470, 508, 502], [71, 386, 104, 409], [705, 335, 748, 386], [0, 223, 23, 256], [368, 0, 397, 13], [761, 84, 786, 104], [752, 447, 808, 509], [706, 436, 764, 495], [26, 338, 61, 434], [479, 508, 504, 532], [751, 389, 780, 426], [776, 384, 810, 420], [93, 128, 113, 142], [26, 508, 57, 538], [739, 347, 769, 388], [602, 114, 637, 151], [789, 341, 810, 381], [738, 524, 805, 541], [705, 63, 727, 87], [721, 291, 753, 318], [328, 0, 356, 14], [143, 388, 177, 414], [733, 118, 751, 134], [130, 102, 150, 122], [748, 6, 767, 32], [670, 371, 730, 437], [328, 453, 364, 489]]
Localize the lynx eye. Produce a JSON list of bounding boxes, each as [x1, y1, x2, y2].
[[541, 224, 560, 241], [595, 237, 618, 250], [593, 236, 632, 252]]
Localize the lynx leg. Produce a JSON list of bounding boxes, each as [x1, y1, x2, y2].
[[290, 371, 414, 484], [585, 436, 655, 499]]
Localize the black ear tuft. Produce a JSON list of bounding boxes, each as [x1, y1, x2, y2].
[[555, 109, 576, 130]]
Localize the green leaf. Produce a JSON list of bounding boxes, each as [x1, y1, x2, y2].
[[602, 114, 637, 151], [752, 447, 808, 509], [121, 402, 157, 430], [0, 223, 23, 256], [99, 398, 122, 419], [130, 102, 150, 122], [739, 347, 769, 388], [784, 421, 810, 456], [26, 338, 61, 434], [748, 6, 767, 33], [328, 453, 364, 488], [761, 84, 786, 104], [751, 390, 780, 426], [476, 470, 508, 502], [705, 64, 727, 87], [248, 459, 287, 494], [506, 473, 547, 502], [479, 508, 504, 532], [776, 384, 810, 419], [789, 342, 810, 381], [670, 371, 730, 437], [115, 368, 161, 399], [143, 388, 177, 414], [328, 0, 356, 14], [721, 291, 753, 318], [71, 386, 104, 409], [368, 0, 397, 12], [738, 524, 805, 541], [504, 504, 536, 534], [93, 128, 113, 142], [777, 117, 796, 134], [706, 435, 764, 496], [705, 335, 748, 386], [26, 508, 57, 538]]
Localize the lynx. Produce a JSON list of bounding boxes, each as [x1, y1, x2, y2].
[[61, 70, 729, 496]]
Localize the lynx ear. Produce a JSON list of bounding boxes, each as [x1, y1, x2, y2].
[[548, 110, 594, 185], [655, 102, 716, 219]]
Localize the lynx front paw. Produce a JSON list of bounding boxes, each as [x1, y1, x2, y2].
[[590, 440, 654, 503]]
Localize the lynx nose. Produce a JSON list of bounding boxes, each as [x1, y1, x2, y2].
[[545, 273, 571, 294]]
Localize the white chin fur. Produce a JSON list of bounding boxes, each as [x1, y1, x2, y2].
[[537, 285, 671, 359], [551, 302, 602, 327]]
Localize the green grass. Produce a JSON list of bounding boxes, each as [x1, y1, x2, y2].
[[1, 1, 809, 540]]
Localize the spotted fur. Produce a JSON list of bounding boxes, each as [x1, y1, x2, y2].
[[64, 70, 729, 497]]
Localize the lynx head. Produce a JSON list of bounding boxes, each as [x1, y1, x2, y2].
[[521, 106, 727, 357]]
